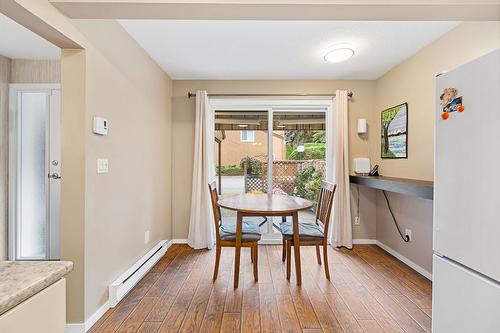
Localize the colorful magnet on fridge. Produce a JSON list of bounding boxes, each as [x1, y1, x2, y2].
[[440, 88, 464, 120]]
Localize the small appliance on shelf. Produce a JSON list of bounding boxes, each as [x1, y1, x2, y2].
[[353, 158, 379, 176], [353, 158, 370, 175]]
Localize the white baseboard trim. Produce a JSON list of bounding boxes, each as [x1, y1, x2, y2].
[[376, 241, 432, 280], [84, 300, 110, 331], [65, 324, 85, 333], [171, 238, 189, 244], [353, 239, 377, 245], [65, 301, 109, 332]]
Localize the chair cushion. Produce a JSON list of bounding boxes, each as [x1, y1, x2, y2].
[[280, 221, 324, 240], [220, 221, 262, 242]]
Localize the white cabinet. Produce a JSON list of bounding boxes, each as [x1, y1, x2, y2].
[[0, 278, 66, 333]]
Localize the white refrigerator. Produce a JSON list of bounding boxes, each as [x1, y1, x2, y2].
[[433, 48, 500, 332]]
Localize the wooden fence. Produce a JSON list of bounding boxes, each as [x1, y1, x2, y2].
[[243, 159, 326, 195]]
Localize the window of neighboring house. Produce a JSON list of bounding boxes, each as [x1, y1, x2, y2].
[[240, 130, 255, 142]]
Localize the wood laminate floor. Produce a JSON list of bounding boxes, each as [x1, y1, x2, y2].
[[89, 244, 432, 333]]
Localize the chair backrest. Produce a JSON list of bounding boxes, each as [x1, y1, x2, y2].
[[315, 181, 337, 238], [208, 180, 222, 241]]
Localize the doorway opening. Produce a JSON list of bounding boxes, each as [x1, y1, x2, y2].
[[8, 84, 61, 260]]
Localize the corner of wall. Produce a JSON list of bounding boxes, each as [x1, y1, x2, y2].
[[61, 48, 87, 324]]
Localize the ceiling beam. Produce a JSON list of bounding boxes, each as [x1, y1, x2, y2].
[[0, 0, 81, 49], [49, 1, 500, 20]]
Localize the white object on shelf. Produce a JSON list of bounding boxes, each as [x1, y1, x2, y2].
[[353, 157, 370, 174], [357, 118, 367, 134], [93, 116, 108, 135]]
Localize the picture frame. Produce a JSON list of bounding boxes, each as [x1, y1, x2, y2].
[[381, 103, 408, 159]]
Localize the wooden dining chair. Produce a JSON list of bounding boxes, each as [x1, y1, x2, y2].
[[280, 181, 336, 280], [209, 181, 261, 282]]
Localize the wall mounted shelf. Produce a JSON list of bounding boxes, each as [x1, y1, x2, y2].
[[349, 174, 434, 200]]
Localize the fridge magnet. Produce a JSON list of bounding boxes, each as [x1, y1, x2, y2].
[[381, 103, 408, 159], [440, 88, 464, 120]]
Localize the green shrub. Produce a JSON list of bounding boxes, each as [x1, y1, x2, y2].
[[288, 143, 326, 160], [285, 144, 294, 159], [217, 164, 243, 176], [294, 166, 323, 202], [240, 156, 262, 175]]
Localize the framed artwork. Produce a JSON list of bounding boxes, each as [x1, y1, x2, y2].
[[381, 103, 408, 159]]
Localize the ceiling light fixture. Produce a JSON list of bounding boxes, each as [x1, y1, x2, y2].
[[237, 124, 248, 128], [324, 44, 355, 63]]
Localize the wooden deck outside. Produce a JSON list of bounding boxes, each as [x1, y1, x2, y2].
[[89, 244, 432, 333]]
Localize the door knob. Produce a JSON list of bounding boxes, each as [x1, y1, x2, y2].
[[48, 173, 61, 179]]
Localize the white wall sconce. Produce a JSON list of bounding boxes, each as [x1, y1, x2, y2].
[[357, 118, 367, 134]]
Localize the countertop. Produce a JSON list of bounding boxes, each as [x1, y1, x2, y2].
[[0, 261, 73, 315]]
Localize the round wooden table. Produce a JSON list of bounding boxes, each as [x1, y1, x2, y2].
[[218, 193, 313, 287]]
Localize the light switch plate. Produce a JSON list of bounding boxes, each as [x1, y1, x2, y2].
[[97, 158, 109, 174]]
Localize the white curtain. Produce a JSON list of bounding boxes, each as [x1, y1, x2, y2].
[[331, 90, 353, 249], [187, 91, 215, 250]]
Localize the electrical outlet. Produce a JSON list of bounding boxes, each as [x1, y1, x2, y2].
[[354, 216, 361, 225], [405, 228, 412, 242], [144, 230, 150, 244], [97, 158, 109, 174]]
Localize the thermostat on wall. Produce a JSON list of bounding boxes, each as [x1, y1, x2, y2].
[[93, 116, 108, 135]]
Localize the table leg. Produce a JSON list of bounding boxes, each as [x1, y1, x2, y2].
[[292, 211, 302, 285], [234, 211, 243, 288]]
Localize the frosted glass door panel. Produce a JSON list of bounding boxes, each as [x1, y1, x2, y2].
[[18, 92, 48, 259]]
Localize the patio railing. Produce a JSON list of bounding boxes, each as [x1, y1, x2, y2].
[[243, 159, 326, 195]]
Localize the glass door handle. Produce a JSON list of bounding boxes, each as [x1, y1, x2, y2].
[[48, 173, 61, 179]]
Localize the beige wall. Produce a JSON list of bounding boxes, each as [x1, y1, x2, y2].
[[0, 54, 11, 261], [6, 1, 173, 323], [10, 59, 60, 83], [172, 80, 376, 240], [372, 22, 500, 273], [74, 19, 173, 319], [374, 22, 500, 181], [60, 48, 86, 323]]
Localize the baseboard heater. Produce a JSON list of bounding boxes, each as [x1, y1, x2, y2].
[[108, 240, 170, 307]]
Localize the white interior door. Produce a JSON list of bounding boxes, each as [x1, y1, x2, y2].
[[9, 84, 61, 260]]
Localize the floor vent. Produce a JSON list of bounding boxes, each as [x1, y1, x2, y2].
[[108, 240, 170, 307]]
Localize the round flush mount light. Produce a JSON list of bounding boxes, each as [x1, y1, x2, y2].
[[324, 44, 355, 63]]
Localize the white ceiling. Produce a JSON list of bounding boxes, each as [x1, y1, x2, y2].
[[119, 20, 458, 80], [0, 13, 60, 60]]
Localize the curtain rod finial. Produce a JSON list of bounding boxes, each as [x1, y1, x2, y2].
[[188, 92, 196, 98]]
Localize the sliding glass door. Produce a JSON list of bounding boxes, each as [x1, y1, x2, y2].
[[213, 99, 332, 242]]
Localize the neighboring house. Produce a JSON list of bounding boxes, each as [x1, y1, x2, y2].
[[214, 130, 287, 166]]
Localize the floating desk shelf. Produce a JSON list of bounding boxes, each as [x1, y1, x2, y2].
[[349, 175, 434, 200]]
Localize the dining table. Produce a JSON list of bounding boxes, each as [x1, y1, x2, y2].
[[218, 193, 314, 287]]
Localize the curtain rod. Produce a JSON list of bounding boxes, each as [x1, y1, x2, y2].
[[187, 92, 353, 99]]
